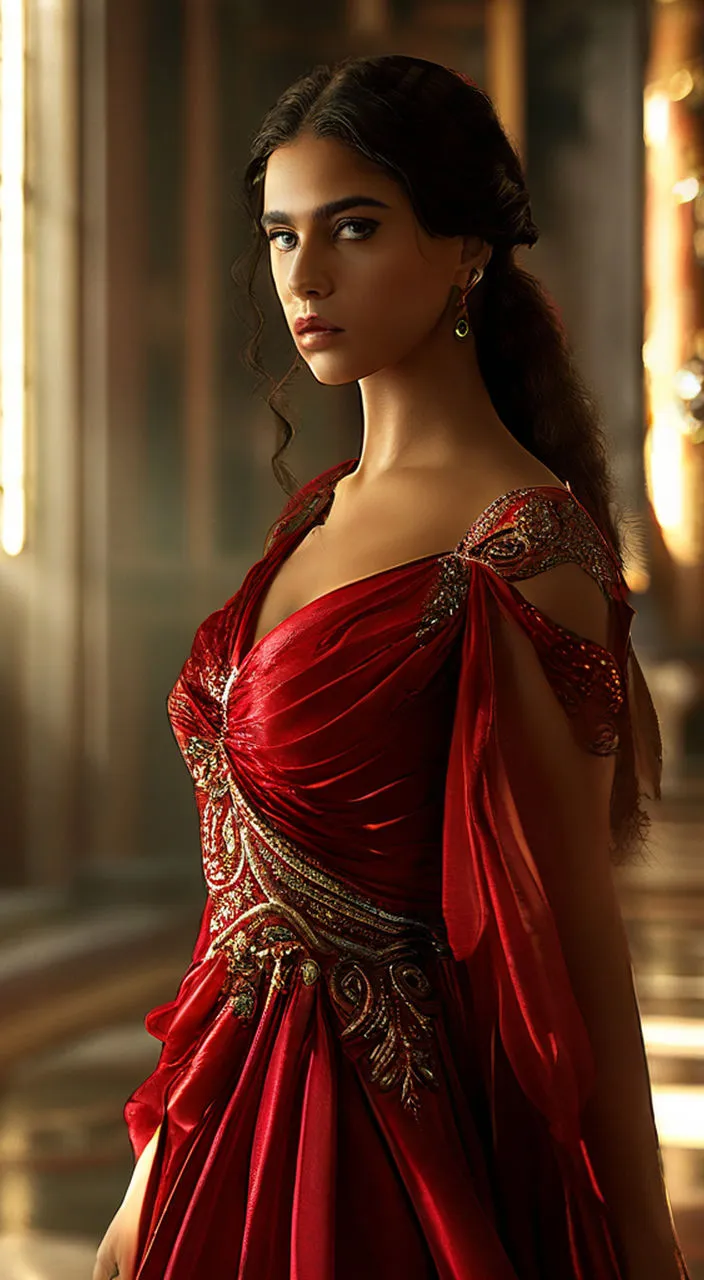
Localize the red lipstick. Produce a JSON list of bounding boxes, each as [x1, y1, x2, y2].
[[294, 314, 343, 335]]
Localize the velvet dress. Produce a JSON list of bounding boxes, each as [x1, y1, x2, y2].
[[123, 455, 675, 1279]]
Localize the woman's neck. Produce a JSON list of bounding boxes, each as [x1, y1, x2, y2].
[[355, 329, 517, 484]]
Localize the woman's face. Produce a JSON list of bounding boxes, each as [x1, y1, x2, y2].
[[261, 131, 484, 386]]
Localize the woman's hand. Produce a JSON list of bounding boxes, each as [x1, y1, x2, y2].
[[92, 1124, 162, 1280], [92, 1197, 141, 1280]]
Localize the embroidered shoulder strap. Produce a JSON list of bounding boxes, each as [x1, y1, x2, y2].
[[456, 486, 623, 600], [261, 459, 352, 557], [417, 486, 626, 648]]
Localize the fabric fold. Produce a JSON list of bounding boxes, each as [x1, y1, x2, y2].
[[440, 559, 667, 1276], [120, 467, 685, 1279]]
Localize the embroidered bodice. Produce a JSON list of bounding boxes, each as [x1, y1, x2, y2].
[[159, 462, 638, 1118], [124, 457, 678, 1280]]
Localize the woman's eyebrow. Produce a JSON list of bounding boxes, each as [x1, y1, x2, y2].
[[260, 194, 390, 229]]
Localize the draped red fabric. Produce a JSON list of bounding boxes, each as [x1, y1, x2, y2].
[[122, 459, 685, 1280]]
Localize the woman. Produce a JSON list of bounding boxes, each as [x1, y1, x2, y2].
[[94, 54, 689, 1280]]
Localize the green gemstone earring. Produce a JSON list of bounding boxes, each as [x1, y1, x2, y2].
[[453, 266, 484, 340]]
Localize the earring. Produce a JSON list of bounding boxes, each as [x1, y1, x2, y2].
[[454, 266, 484, 340]]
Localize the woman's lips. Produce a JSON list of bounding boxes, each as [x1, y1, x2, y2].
[[297, 328, 345, 349], [294, 314, 343, 334]]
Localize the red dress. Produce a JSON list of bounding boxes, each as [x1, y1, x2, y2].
[[124, 457, 670, 1279]]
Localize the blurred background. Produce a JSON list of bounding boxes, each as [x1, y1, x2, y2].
[[0, 0, 702, 1275]]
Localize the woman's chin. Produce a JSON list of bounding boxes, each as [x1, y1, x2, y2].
[[305, 356, 370, 386]]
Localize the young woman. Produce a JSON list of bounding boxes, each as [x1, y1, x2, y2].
[[94, 54, 689, 1280]]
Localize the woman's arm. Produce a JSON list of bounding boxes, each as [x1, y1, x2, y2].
[[122, 1121, 162, 1208], [495, 565, 686, 1279], [92, 1124, 162, 1280]]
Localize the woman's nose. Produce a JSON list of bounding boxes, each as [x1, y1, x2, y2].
[[286, 241, 332, 299], [288, 277, 323, 300], [288, 268, 329, 300]]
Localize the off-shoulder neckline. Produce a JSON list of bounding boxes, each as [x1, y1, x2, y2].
[[236, 467, 592, 670], [316, 456, 575, 534]]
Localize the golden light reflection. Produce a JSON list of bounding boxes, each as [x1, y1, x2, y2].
[[652, 1087, 704, 1149], [645, 406, 689, 559], [644, 1019, 704, 1149], [0, 1114, 32, 1233], [643, 1016, 704, 1057], [644, 89, 670, 148], [643, 73, 691, 563], [668, 69, 694, 102], [0, 0, 26, 557], [672, 176, 699, 205]]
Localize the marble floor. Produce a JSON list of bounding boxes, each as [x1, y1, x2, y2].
[[0, 791, 702, 1279]]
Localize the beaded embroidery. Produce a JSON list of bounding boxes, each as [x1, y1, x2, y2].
[[415, 488, 626, 755], [169, 672, 449, 1118], [262, 464, 344, 557], [417, 488, 621, 645], [168, 481, 626, 1113], [262, 491, 323, 557], [511, 596, 625, 754], [460, 488, 620, 595]]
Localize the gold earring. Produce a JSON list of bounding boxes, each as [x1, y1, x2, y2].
[[454, 266, 484, 340]]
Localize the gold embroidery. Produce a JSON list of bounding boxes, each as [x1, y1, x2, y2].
[[211, 920, 321, 1020], [416, 488, 621, 645], [415, 554, 470, 645], [262, 491, 324, 557], [180, 715, 449, 1117], [262, 465, 345, 557], [463, 489, 620, 593], [414, 489, 626, 755], [514, 597, 624, 754], [328, 951, 439, 1111]]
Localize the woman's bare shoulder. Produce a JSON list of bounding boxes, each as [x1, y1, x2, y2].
[[439, 456, 569, 541]]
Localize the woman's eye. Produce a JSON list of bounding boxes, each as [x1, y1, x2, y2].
[[267, 218, 378, 251], [267, 229, 297, 250], [335, 218, 378, 240]]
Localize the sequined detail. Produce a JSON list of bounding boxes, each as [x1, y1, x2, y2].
[[262, 463, 347, 557], [174, 682, 450, 1117], [208, 919, 321, 1021], [514, 596, 624, 754], [417, 488, 621, 646], [415, 554, 470, 645], [262, 491, 325, 557], [328, 950, 439, 1110], [458, 488, 621, 596], [415, 488, 626, 755]]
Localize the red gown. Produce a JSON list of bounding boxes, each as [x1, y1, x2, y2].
[[124, 456, 676, 1279]]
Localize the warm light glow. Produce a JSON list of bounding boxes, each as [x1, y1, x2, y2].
[[642, 49, 699, 564], [623, 565, 651, 595], [652, 1087, 704, 1149], [668, 68, 694, 101], [673, 175, 700, 204], [643, 1016, 704, 1056], [0, 0, 27, 556], [673, 367, 703, 400], [644, 90, 670, 147], [645, 405, 689, 559], [0, 1116, 32, 1232]]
